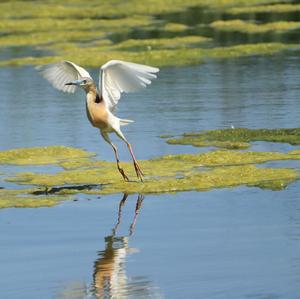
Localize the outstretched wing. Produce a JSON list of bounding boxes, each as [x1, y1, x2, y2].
[[37, 61, 92, 93], [99, 60, 159, 111]]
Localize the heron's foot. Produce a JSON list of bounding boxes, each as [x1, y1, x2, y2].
[[133, 161, 144, 182], [117, 165, 129, 182]]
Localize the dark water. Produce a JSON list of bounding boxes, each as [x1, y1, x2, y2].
[[1, 53, 300, 298], [0, 46, 50, 61]]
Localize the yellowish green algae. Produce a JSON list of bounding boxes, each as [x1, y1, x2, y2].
[[167, 138, 250, 149], [1, 42, 298, 68], [1, 141, 300, 208], [166, 128, 300, 149], [1, 0, 300, 68], [0, 188, 72, 208], [94, 165, 298, 194], [0, 1, 288, 19], [0, 145, 95, 165], [210, 20, 300, 34], [227, 4, 300, 15], [5, 149, 300, 191], [152, 150, 300, 167], [112, 36, 211, 51]]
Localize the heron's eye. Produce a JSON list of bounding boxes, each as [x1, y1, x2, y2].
[[83, 80, 87, 84]]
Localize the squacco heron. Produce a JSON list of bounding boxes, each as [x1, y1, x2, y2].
[[39, 60, 159, 182]]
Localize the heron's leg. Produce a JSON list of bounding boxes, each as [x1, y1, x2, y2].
[[114, 128, 144, 182], [101, 131, 129, 182], [111, 143, 129, 181], [126, 141, 144, 181]]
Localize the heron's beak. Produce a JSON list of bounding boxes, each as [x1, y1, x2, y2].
[[65, 79, 82, 86]]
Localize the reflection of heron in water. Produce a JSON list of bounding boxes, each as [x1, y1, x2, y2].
[[58, 194, 163, 299], [92, 193, 144, 299]]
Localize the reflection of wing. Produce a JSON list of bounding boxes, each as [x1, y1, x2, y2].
[[38, 61, 92, 93], [99, 60, 159, 111]]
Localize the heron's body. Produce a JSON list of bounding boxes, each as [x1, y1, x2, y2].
[[38, 59, 159, 181], [85, 86, 109, 130]]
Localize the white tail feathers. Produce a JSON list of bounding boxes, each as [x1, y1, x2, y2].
[[120, 118, 134, 126]]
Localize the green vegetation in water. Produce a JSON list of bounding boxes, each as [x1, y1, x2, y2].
[[0, 188, 72, 208], [1, 42, 298, 68], [0, 145, 95, 165], [0, 0, 300, 67], [5, 148, 300, 195], [0, 141, 299, 208], [166, 128, 300, 149], [112, 36, 211, 51], [0, 1, 288, 19], [210, 20, 300, 34], [227, 4, 300, 15]]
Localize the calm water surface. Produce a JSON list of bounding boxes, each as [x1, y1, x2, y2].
[[1, 54, 300, 298]]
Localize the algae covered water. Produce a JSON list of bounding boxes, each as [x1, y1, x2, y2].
[[1, 53, 300, 298]]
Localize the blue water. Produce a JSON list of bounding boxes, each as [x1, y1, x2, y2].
[[1, 54, 300, 159], [1, 53, 300, 298], [1, 189, 300, 299]]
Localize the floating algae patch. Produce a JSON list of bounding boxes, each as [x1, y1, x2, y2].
[[2, 41, 298, 68], [59, 158, 100, 170], [167, 138, 250, 149], [112, 36, 211, 51], [227, 4, 300, 15], [0, 145, 95, 165], [0, 31, 107, 48], [6, 163, 298, 196], [0, 16, 152, 35], [0, 0, 279, 19], [0, 188, 73, 208], [166, 128, 300, 149], [210, 20, 300, 34], [0, 0, 299, 68], [161, 22, 189, 32], [5, 149, 300, 196], [154, 150, 300, 167], [1, 145, 299, 206], [0, 0, 290, 20], [252, 179, 292, 191], [0, 16, 154, 48]]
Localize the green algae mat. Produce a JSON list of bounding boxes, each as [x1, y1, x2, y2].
[[1, 0, 300, 68], [1, 128, 300, 208], [164, 128, 300, 149]]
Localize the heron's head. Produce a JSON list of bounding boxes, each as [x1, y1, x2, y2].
[[65, 77, 95, 92]]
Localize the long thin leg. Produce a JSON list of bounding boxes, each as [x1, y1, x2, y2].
[[111, 143, 129, 181], [126, 141, 144, 181], [112, 193, 128, 235], [129, 194, 144, 236], [114, 127, 144, 182], [114, 129, 144, 182], [101, 131, 129, 181]]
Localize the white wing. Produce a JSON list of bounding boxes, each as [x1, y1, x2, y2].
[[37, 61, 92, 93], [99, 60, 159, 111]]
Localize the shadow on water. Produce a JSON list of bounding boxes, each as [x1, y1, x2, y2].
[[58, 193, 162, 299], [32, 184, 102, 195]]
